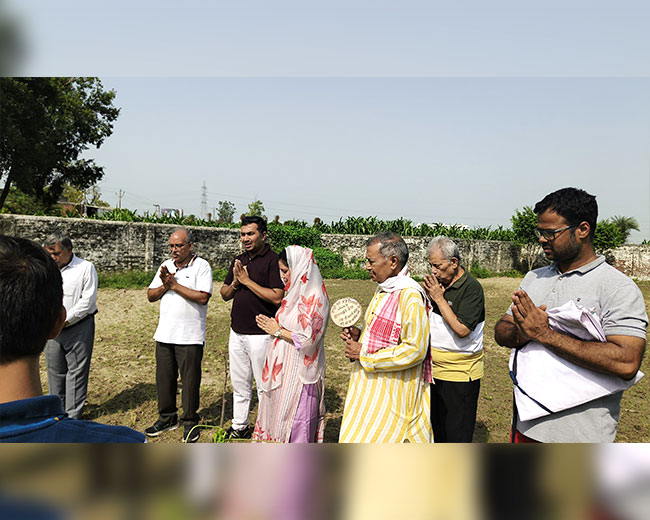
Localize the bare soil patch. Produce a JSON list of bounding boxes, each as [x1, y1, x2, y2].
[[41, 278, 650, 443]]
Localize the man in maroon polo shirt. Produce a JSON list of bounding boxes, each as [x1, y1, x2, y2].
[[220, 216, 284, 439]]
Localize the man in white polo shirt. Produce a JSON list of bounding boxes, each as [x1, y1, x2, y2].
[[146, 228, 213, 443], [44, 234, 98, 420]]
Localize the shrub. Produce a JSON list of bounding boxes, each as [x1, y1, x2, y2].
[[594, 220, 625, 251]]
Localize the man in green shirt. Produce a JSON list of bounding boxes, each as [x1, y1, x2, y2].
[[423, 236, 485, 442]]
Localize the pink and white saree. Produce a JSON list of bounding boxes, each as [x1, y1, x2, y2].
[[253, 246, 330, 443]]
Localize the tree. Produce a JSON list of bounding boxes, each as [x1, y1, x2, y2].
[[609, 215, 640, 243], [594, 220, 625, 251], [0, 185, 60, 216], [0, 77, 119, 212], [247, 199, 266, 219], [216, 200, 236, 223], [511, 206, 540, 271]]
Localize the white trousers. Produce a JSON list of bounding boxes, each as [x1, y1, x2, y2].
[[228, 329, 271, 430]]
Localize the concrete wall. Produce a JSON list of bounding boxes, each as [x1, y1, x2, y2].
[[0, 214, 241, 272], [2, 214, 649, 279], [320, 234, 523, 276]]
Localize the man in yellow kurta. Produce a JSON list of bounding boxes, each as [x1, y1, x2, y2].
[[339, 232, 432, 443]]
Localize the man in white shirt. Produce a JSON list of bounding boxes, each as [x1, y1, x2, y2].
[[146, 228, 213, 443], [44, 234, 98, 420]]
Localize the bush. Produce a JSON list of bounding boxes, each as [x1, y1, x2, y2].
[[313, 247, 344, 270], [594, 220, 625, 251], [267, 222, 321, 252]]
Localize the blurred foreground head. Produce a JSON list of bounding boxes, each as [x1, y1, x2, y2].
[[0, 235, 63, 364]]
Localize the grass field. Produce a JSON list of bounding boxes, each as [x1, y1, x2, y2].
[[43, 278, 650, 443]]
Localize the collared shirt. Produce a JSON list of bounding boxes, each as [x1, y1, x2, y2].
[[510, 255, 648, 442], [0, 395, 145, 443], [429, 269, 486, 381], [224, 244, 284, 335], [60, 254, 98, 326], [149, 255, 213, 345]]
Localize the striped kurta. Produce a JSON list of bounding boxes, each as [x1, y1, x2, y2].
[[339, 288, 433, 443]]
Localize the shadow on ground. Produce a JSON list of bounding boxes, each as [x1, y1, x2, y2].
[[473, 420, 490, 442], [84, 382, 157, 420]]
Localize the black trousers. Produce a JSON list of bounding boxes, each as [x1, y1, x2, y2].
[[430, 378, 480, 443], [155, 342, 203, 426]]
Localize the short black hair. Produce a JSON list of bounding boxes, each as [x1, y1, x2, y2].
[[241, 215, 267, 234], [533, 187, 598, 238], [0, 235, 63, 364]]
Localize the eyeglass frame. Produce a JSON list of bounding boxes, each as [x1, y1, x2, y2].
[[169, 242, 189, 250], [533, 225, 577, 240]]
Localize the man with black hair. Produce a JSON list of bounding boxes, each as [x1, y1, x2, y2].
[[220, 216, 284, 439], [495, 187, 647, 442], [0, 234, 144, 442], [44, 234, 98, 420]]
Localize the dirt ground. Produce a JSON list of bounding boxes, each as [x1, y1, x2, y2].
[[41, 278, 650, 443]]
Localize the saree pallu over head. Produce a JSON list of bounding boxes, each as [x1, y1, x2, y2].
[[361, 264, 433, 383], [261, 245, 330, 392]]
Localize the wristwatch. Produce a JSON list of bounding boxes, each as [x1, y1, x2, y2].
[[273, 328, 282, 338]]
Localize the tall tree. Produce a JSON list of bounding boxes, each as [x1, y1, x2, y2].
[[0, 77, 119, 211], [511, 206, 540, 271], [609, 215, 640, 243], [216, 200, 236, 223], [247, 199, 266, 219]]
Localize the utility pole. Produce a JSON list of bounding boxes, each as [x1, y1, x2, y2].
[[201, 181, 207, 220], [116, 189, 124, 210]]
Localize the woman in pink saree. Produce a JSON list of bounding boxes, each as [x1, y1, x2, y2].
[[253, 245, 330, 443]]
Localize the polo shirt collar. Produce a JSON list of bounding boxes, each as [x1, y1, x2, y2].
[[551, 254, 606, 276], [448, 268, 468, 290], [248, 243, 271, 260]]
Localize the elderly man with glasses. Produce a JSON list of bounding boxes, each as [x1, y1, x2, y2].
[[145, 228, 213, 442], [495, 188, 647, 443]]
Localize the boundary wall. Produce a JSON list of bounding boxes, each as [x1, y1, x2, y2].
[[2, 214, 649, 279]]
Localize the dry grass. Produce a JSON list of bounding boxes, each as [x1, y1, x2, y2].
[[40, 278, 650, 443]]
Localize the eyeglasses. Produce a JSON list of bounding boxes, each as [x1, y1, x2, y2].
[[534, 225, 576, 240], [169, 243, 188, 249]]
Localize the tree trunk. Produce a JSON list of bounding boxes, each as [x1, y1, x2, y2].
[[0, 168, 15, 211]]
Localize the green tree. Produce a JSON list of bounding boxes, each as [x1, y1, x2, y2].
[[594, 220, 625, 251], [511, 206, 540, 271], [609, 215, 640, 243], [216, 200, 236, 223], [247, 199, 266, 219], [0, 185, 60, 216], [0, 77, 119, 211]]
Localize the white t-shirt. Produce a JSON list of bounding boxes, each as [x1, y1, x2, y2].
[[149, 256, 213, 345]]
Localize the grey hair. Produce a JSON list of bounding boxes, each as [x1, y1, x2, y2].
[[44, 234, 73, 251], [426, 236, 460, 262], [171, 227, 194, 243], [366, 232, 409, 269]]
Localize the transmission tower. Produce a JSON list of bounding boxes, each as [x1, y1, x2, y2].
[[200, 181, 207, 220]]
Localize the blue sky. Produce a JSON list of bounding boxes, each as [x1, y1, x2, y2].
[[3, 1, 650, 241]]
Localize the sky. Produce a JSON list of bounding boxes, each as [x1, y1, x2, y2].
[[3, 0, 650, 241]]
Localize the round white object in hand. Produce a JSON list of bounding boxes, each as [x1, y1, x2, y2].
[[330, 297, 362, 328]]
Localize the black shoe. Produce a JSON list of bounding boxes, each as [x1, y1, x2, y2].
[[226, 425, 251, 440], [183, 425, 200, 443], [145, 418, 179, 437]]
